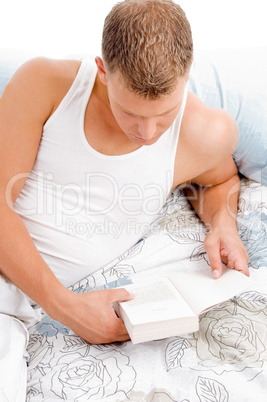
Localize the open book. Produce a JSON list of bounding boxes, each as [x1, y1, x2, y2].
[[114, 269, 251, 344]]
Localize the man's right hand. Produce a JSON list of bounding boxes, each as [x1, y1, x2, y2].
[[54, 287, 133, 344], [0, 57, 133, 346]]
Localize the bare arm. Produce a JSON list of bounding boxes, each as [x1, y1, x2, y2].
[[0, 58, 132, 343], [186, 162, 249, 278], [183, 106, 249, 278]]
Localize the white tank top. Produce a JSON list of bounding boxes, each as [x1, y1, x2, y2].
[[14, 58, 188, 287]]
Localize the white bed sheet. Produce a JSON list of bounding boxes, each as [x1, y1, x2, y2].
[[26, 177, 267, 401]]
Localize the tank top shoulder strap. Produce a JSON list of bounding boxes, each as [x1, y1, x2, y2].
[[160, 87, 188, 176], [44, 57, 97, 130]]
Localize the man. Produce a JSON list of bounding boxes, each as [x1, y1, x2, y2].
[[0, 1, 248, 394]]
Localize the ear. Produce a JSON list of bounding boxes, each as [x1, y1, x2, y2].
[[186, 56, 194, 82], [95, 57, 108, 85]]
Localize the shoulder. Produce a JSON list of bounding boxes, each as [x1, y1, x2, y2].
[[172, 91, 239, 187], [181, 91, 238, 163], [0, 58, 82, 201], [1, 57, 82, 124], [6, 56, 82, 88]]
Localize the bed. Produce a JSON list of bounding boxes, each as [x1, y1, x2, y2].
[[0, 47, 266, 401]]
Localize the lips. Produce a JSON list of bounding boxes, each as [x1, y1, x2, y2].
[[133, 135, 146, 142]]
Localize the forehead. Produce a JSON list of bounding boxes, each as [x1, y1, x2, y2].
[[107, 71, 187, 118]]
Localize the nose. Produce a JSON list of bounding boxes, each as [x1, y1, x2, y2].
[[137, 118, 157, 140]]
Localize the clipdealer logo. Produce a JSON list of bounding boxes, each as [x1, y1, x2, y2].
[[64, 217, 156, 239], [6, 170, 174, 227]]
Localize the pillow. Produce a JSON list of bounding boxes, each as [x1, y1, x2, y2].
[[187, 47, 267, 185], [1, 48, 266, 185]]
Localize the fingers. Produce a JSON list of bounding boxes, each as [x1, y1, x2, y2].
[[233, 259, 250, 276], [204, 235, 223, 279], [107, 288, 134, 342], [96, 315, 131, 344], [86, 321, 131, 345], [96, 288, 134, 342], [204, 231, 250, 279], [64, 289, 134, 345], [209, 259, 223, 279], [222, 248, 250, 277]]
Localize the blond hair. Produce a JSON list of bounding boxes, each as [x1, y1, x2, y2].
[[102, 0, 193, 99]]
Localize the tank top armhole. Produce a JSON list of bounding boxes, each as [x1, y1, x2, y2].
[[169, 88, 188, 188], [43, 58, 96, 131]]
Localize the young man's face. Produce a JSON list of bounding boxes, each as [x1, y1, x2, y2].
[[106, 71, 187, 146]]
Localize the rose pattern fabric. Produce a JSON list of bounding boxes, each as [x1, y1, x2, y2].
[[26, 178, 267, 401], [49, 348, 136, 400], [195, 299, 267, 368]]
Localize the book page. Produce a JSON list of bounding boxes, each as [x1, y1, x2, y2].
[[169, 268, 251, 315], [119, 280, 197, 326]]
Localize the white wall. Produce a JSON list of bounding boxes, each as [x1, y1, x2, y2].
[[1, 0, 266, 58]]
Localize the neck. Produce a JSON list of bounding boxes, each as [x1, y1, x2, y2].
[[90, 73, 131, 142], [93, 74, 110, 106]]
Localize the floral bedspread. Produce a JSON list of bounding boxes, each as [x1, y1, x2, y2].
[[26, 177, 267, 401]]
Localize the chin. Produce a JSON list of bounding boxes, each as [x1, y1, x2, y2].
[[143, 138, 159, 146], [131, 134, 160, 145]]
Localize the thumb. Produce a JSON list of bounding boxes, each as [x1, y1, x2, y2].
[[110, 287, 135, 303]]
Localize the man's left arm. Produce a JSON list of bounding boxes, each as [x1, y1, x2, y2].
[[186, 159, 249, 278], [183, 106, 249, 278]]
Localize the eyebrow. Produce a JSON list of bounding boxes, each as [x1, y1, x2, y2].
[[121, 102, 180, 118]]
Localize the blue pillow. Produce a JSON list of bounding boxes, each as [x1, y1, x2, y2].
[[187, 47, 267, 185], [0, 49, 36, 94], [0, 60, 17, 95]]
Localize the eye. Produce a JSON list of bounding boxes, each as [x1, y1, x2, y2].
[[122, 110, 136, 117]]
